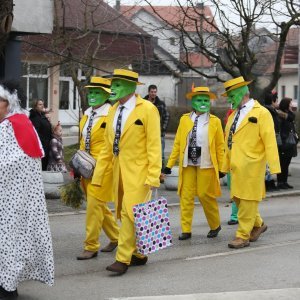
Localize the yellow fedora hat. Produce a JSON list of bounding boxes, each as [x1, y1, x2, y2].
[[111, 69, 144, 85], [186, 86, 217, 100], [85, 76, 111, 93], [221, 76, 252, 97]]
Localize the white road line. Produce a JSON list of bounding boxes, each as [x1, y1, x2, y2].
[[109, 288, 300, 300], [185, 239, 300, 261]]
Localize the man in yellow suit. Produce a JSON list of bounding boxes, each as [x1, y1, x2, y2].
[[164, 87, 224, 240], [92, 69, 161, 275], [77, 77, 119, 260], [220, 76, 281, 249]]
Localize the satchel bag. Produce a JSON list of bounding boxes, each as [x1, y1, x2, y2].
[[188, 146, 201, 159], [69, 150, 96, 179], [285, 131, 297, 146], [133, 192, 172, 255]]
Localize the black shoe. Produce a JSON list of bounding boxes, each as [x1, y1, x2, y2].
[[277, 183, 289, 190], [227, 220, 238, 225], [178, 232, 191, 240], [207, 226, 221, 238], [284, 183, 293, 189], [0, 286, 18, 299], [130, 255, 148, 266]]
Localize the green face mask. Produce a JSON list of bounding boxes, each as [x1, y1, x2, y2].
[[87, 88, 109, 107], [191, 94, 211, 113], [227, 86, 248, 109], [109, 79, 136, 101]]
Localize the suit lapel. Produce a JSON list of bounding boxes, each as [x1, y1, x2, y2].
[[208, 116, 217, 146], [79, 115, 88, 140], [235, 101, 260, 134], [121, 96, 143, 138]]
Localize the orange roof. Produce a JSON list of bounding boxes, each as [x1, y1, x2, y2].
[[120, 5, 217, 33]]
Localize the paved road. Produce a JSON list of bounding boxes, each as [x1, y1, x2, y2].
[[20, 195, 300, 300]]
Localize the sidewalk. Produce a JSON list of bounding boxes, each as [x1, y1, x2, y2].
[[47, 162, 300, 215]]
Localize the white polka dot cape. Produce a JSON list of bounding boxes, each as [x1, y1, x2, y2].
[[0, 119, 54, 291]]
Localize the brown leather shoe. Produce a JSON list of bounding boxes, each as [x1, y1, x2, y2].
[[76, 250, 98, 260], [100, 242, 118, 252], [250, 223, 268, 242], [106, 261, 128, 275], [228, 238, 250, 249], [130, 255, 148, 266]]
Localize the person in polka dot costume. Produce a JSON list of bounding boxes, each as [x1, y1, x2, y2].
[[0, 80, 54, 299]]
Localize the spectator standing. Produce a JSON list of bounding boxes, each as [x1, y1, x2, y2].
[[264, 91, 281, 191], [144, 85, 170, 173], [29, 99, 52, 170], [0, 81, 54, 299], [277, 97, 298, 189], [46, 121, 67, 172]]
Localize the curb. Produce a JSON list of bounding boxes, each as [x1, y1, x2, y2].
[[48, 189, 300, 217]]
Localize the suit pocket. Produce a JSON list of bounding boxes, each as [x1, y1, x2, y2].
[[100, 122, 106, 128], [135, 119, 143, 126]]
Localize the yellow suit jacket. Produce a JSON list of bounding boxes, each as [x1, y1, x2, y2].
[[220, 100, 281, 201], [79, 109, 113, 202], [166, 113, 224, 197], [92, 95, 162, 220]]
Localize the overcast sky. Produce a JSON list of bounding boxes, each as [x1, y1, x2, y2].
[[107, 0, 294, 33]]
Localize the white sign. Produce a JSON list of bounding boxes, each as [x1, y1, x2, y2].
[[12, 0, 53, 34]]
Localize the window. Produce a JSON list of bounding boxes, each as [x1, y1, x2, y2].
[[21, 62, 49, 108], [281, 85, 286, 98], [169, 37, 176, 46], [294, 85, 298, 100]]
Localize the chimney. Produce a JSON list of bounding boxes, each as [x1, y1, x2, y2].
[[115, 0, 120, 11]]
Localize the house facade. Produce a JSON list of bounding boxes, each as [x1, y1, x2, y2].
[[20, 0, 154, 127], [277, 27, 299, 108], [120, 4, 219, 107]]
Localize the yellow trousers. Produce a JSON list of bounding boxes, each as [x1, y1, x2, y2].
[[84, 194, 119, 252], [234, 198, 263, 240], [180, 166, 221, 233], [115, 204, 145, 265]]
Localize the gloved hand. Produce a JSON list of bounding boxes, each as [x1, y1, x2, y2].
[[219, 171, 226, 179], [163, 167, 172, 175]]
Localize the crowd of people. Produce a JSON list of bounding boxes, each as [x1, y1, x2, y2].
[[0, 71, 298, 298]]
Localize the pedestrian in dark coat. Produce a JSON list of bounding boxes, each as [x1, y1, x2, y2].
[[29, 99, 52, 170], [277, 97, 298, 189]]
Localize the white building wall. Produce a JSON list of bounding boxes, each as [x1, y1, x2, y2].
[[136, 75, 177, 106], [131, 11, 180, 60], [278, 72, 298, 104], [12, 0, 53, 33]]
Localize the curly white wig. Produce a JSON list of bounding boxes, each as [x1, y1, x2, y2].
[[0, 83, 25, 116]]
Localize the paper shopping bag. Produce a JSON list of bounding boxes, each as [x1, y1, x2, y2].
[[133, 196, 172, 255]]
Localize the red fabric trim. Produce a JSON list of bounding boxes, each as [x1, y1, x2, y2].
[[6, 114, 43, 158]]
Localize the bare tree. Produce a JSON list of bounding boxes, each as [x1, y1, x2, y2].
[[22, 0, 153, 112], [144, 0, 300, 99], [0, 0, 13, 54]]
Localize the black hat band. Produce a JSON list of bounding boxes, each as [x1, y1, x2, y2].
[[112, 74, 138, 82], [88, 82, 110, 88]]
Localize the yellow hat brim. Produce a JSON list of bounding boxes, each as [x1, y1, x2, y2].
[[111, 76, 144, 85], [84, 85, 111, 94], [186, 91, 216, 100], [221, 81, 252, 97]]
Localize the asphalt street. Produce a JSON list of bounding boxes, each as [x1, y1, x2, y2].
[[32, 136, 300, 300], [20, 195, 300, 300]]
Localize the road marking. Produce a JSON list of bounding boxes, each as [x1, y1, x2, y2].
[[109, 288, 300, 299], [185, 239, 300, 261]]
